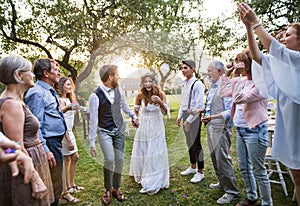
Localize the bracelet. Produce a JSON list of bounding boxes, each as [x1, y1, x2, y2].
[[252, 22, 262, 30]]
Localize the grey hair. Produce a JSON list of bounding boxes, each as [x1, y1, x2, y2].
[[211, 60, 225, 73], [0, 56, 32, 85], [140, 73, 157, 87]]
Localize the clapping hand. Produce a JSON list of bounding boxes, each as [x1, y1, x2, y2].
[[225, 62, 235, 77], [151, 95, 162, 106], [234, 62, 245, 76]]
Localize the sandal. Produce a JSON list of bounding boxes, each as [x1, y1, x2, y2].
[[112, 188, 127, 202], [67, 186, 77, 193], [236, 198, 261, 206], [60, 193, 80, 204], [73, 185, 85, 190], [68, 185, 85, 193]]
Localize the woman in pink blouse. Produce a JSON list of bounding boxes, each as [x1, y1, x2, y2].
[[220, 50, 272, 206]]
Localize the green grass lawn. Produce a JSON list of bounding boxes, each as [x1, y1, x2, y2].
[[67, 96, 296, 206]]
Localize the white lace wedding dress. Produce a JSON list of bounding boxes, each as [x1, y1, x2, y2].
[[129, 101, 169, 195]]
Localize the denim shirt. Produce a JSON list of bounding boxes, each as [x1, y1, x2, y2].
[[25, 80, 66, 153], [205, 79, 232, 120]]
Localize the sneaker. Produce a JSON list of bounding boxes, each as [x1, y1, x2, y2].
[[209, 182, 222, 189], [180, 167, 197, 176], [217, 193, 238, 204], [190, 172, 204, 183]]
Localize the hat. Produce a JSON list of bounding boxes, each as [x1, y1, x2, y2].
[[182, 60, 196, 69]]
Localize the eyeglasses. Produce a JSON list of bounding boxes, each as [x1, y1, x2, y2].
[[182, 66, 189, 70]]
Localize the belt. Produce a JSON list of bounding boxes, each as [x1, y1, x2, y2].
[[24, 141, 41, 149]]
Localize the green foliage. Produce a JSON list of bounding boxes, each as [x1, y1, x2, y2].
[[233, 0, 300, 32], [199, 17, 239, 58], [0, 0, 204, 91], [0, 82, 5, 93], [76, 72, 97, 107]]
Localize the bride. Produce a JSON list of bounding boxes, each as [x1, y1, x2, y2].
[[129, 73, 169, 195]]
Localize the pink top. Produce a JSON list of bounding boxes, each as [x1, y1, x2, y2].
[[219, 76, 268, 128]]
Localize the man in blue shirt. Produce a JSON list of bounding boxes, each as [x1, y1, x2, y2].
[[25, 58, 74, 206]]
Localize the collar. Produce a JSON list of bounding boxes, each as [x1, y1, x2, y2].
[[185, 76, 197, 84], [212, 79, 220, 89], [36, 80, 53, 91], [101, 84, 112, 92]]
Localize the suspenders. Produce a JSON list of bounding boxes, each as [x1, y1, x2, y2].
[[188, 80, 198, 110]]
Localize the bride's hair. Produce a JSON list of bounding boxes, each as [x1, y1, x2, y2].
[[138, 73, 162, 106]]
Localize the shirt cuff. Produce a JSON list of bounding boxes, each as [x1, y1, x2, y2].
[[43, 144, 50, 154], [89, 137, 96, 148]]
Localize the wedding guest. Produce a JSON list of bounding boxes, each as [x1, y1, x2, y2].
[[129, 73, 169, 195], [220, 50, 272, 206], [0, 55, 53, 205], [176, 60, 205, 184], [202, 60, 240, 204], [238, 3, 300, 203], [25, 58, 74, 206], [55, 76, 81, 203], [56, 77, 83, 192]]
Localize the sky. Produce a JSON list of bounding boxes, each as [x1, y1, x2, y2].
[[202, 0, 236, 19]]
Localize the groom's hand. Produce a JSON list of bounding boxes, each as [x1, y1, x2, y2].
[[90, 147, 97, 157]]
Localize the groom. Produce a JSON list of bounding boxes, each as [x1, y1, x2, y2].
[[89, 65, 138, 205]]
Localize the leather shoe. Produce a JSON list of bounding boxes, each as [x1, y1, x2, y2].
[[102, 190, 111, 205], [112, 188, 126, 202]]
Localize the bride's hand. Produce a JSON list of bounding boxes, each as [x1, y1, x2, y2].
[[151, 95, 164, 107]]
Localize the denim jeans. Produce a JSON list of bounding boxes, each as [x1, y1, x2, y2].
[[236, 123, 273, 206], [98, 128, 125, 190]]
